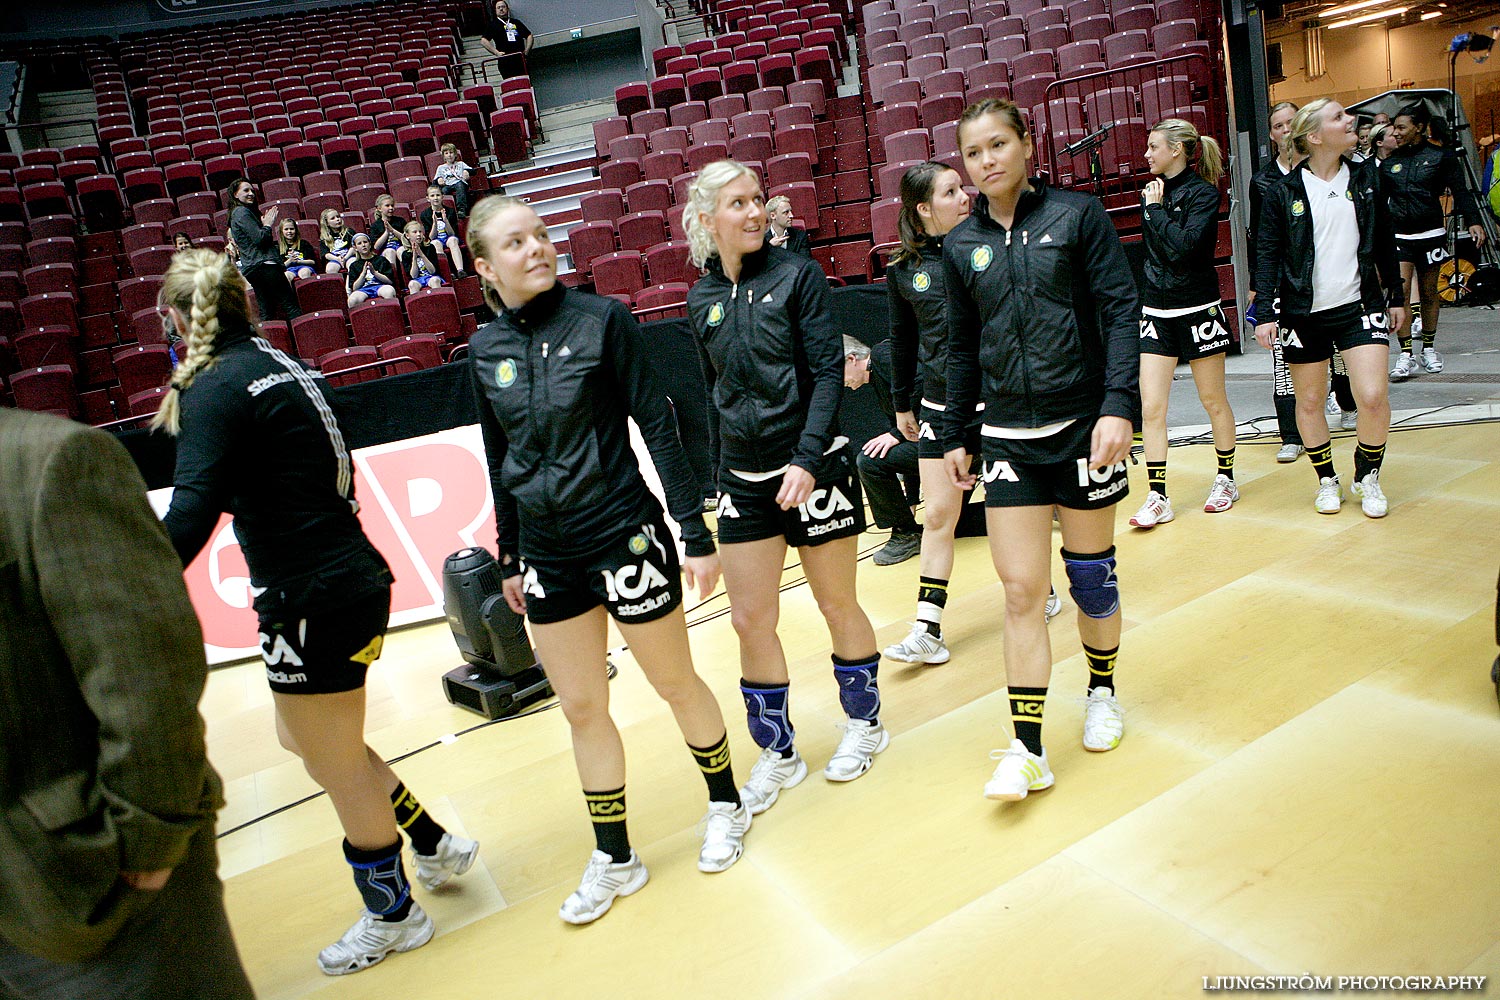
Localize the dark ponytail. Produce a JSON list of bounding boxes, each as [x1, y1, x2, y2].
[[891, 161, 951, 267]]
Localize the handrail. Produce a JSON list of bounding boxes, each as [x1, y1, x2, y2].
[[95, 410, 158, 431], [320, 355, 421, 385], [4, 114, 102, 161], [660, 11, 718, 45], [632, 298, 688, 319]]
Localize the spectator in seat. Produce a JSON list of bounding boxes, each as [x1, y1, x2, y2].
[[400, 219, 446, 294], [279, 217, 319, 283], [320, 207, 357, 275], [765, 195, 811, 257], [433, 143, 473, 220], [370, 194, 407, 269], [421, 184, 466, 276], [346, 232, 397, 307]]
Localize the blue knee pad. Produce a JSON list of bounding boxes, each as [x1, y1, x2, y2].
[[1063, 547, 1120, 619], [741, 683, 794, 753], [833, 655, 881, 722]]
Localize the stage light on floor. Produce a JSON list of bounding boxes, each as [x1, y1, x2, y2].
[[441, 547, 553, 719]]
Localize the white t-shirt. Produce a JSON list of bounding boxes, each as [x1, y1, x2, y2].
[[1303, 164, 1361, 313]]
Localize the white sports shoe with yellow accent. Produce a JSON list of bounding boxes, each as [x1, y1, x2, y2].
[[883, 623, 950, 664], [413, 832, 479, 890], [1082, 686, 1124, 751], [984, 740, 1054, 801]]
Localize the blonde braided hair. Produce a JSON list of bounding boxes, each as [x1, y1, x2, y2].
[[151, 248, 252, 434]]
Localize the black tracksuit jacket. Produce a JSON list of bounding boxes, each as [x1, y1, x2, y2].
[[1380, 141, 1480, 235], [470, 282, 714, 567], [1253, 158, 1405, 324], [163, 325, 389, 614], [887, 235, 949, 414], [1140, 170, 1221, 309], [1247, 156, 1292, 291], [940, 180, 1140, 449], [687, 243, 844, 488]]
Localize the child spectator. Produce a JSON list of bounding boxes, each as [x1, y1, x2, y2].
[[370, 194, 407, 267], [433, 143, 472, 219], [345, 232, 397, 307], [400, 219, 446, 294], [173, 231, 194, 252], [421, 184, 465, 275], [279, 218, 319, 282], [320, 208, 356, 274]]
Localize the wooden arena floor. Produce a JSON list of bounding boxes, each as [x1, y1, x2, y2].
[[206, 422, 1500, 999]]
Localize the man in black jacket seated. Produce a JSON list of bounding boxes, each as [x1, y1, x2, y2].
[[766, 196, 812, 257], [843, 336, 984, 566]]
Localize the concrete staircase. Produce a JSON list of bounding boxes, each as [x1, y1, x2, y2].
[[26, 88, 97, 149]]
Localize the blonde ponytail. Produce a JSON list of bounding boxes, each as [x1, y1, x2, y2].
[[1151, 117, 1224, 186]]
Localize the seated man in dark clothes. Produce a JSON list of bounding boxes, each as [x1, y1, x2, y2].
[[843, 335, 984, 566], [766, 196, 812, 257]]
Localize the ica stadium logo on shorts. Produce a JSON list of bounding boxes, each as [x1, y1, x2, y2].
[[496, 358, 517, 388], [629, 532, 649, 555], [1291, 200, 1305, 217], [912, 270, 931, 292], [707, 302, 725, 327], [970, 246, 993, 272]]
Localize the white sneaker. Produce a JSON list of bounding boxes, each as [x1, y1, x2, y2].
[[883, 623, 950, 664], [412, 833, 479, 891], [1276, 443, 1304, 463], [983, 739, 1054, 801], [1325, 391, 1341, 416], [1421, 346, 1443, 373], [1082, 687, 1124, 751], [1044, 588, 1063, 623], [823, 718, 890, 782], [1202, 474, 1238, 513], [1128, 490, 1174, 529], [1341, 410, 1358, 431], [1389, 353, 1419, 381], [1315, 475, 1343, 514], [558, 850, 649, 925], [738, 747, 808, 815], [317, 903, 434, 976], [1351, 469, 1388, 518], [697, 800, 752, 873]]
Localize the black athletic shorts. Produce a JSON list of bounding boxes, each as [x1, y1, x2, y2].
[[519, 511, 683, 626], [258, 586, 390, 694], [979, 416, 1130, 510], [1394, 232, 1449, 268], [918, 399, 981, 460], [1279, 302, 1391, 365], [716, 447, 867, 547], [1139, 300, 1232, 361]]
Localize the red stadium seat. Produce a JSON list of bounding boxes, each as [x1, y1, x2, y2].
[[567, 221, 618, 276], [296, 274, 348, 315], [10, 365, 78, 418], [591, 251, 646, 298], [617, 211, 667, 252], [599, 158, 643, 192], [111, 343, 173, 398], [593, 117, 630, 159], [291, 310, 350, 361], [350, 298, 406, 347], [615, 83, 650, 120], [581, 189, 626, 225], [318, 345, 381, 384], [378, 333, 443, 370], [644, 240, 695, 287], [405, 286, 461, 340]]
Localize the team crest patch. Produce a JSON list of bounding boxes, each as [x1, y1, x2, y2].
[[1345, 189, 1354, 200], [913, 270, 931, 292], [1209, 306, 1219, 317], [496, 358, 517, 388], [1390, 163, 1402, 173], [707, 302, 725, 327], [629, 533, 649, 555], [970, 245, 993, 272], [1291, 199, 1306, 217]]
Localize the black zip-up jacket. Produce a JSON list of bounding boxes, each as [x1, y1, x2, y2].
[[1141, 169, 1221, 309], [1381, 141, 1480, 235], [687, 243, 843, 485], [941, 179, 1140, 448], [163, 324, 390, 613], [470, 282, 714, 568], [1254, 158, 1405, 324], [866, 338, 918, 437], [887, 235, 949, 412], [229, 203, 277, 271], [1247, 156, 1292, 291]]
